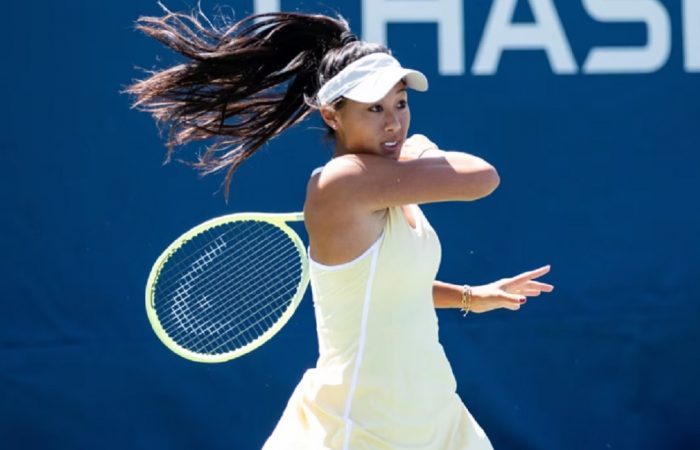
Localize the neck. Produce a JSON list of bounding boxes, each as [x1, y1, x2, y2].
[[332, 138, 351, 158]]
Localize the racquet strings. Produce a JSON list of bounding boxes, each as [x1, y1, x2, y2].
[[152, 220, 304, 356]]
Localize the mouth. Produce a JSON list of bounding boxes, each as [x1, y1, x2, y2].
[[381, 139, 402, 155]]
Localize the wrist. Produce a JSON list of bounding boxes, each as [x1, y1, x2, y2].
[[400, 134, 439, 160], [460, 284, 473, 316]]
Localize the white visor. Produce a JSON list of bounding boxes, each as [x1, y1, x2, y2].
[[316, 53, 428, 105]]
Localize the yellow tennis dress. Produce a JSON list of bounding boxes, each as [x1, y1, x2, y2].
[[262, 203, 493, 449]]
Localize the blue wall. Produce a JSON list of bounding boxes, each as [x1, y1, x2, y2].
[[2, 1, 698, 449]]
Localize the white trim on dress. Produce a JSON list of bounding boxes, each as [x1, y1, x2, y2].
[[341, 239, 380, 450]]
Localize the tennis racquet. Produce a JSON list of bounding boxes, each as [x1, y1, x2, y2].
[[145, 212, 309, 363]]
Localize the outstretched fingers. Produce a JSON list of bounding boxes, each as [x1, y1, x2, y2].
[[516, 265, 551, 280], [525, 280, 554, 291], [505, 265, 551, 288], [519, 289, 542, 296], [513, 281, 554, 296], [501, 265, 554, 310]]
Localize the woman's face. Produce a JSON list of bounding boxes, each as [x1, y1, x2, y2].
[[322, 81, 410, 160]]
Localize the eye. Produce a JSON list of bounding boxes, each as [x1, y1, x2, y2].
[[397, 99, 408, 109], [368, 104, 383, 113]]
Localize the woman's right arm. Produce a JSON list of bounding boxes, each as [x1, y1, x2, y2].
[[315, 135, 500, 210]]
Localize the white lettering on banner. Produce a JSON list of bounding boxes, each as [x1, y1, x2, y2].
[[254, 0, 280, 14], [582, 0, 671, 74], [473, 0, 577, 75], [683, 0, 700, 71], [361, 0, 464, 75], [255, 0, 698, 75]]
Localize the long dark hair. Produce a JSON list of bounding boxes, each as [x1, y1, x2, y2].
[[125, 5, 389, 197]]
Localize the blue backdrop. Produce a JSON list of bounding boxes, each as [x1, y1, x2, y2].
[[2, 1, 698, 449]]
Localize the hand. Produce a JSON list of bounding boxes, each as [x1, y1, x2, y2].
[[469, 265, 554, 313], [399, 134, 438, 161]]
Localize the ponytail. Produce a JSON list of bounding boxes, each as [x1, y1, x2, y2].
[[126, 5, 387, 198]]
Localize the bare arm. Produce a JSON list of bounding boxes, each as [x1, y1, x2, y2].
[[304, 134, 501, 267], [433, 266, 555, 313], [313, 134, 500, 211]]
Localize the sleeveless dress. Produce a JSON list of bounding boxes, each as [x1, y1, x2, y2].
[[262, 200, 493, 449]]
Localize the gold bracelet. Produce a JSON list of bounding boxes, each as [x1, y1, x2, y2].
[[461, 284, 472, 317]]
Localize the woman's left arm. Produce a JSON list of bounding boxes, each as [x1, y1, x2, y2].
[[433, 265, 554, 313]]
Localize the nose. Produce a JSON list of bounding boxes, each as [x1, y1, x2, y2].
[[384, 110, 402, 133]]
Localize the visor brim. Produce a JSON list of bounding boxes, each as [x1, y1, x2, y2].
[[342, 67, 428, 104]]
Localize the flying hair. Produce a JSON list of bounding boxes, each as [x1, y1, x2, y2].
[[125, 3, 389, 198]]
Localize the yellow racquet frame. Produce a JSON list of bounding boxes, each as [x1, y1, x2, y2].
[[145, 212, 309, 363]]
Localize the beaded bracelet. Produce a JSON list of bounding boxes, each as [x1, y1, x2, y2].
[[461, 284, 472, 317]]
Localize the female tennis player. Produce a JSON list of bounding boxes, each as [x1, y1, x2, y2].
[[128, 8, 554, 449]]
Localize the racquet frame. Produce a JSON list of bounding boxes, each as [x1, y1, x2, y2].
[[145, 212, 309, 363]]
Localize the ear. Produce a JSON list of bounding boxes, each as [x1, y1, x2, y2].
[[319, 106, 339, 131]]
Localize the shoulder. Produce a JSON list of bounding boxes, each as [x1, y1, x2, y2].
[[307, 154, 383, 202], [314, 154, 374, 187], [303, 156, 388, 261], [304, 155, 388, 236]]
